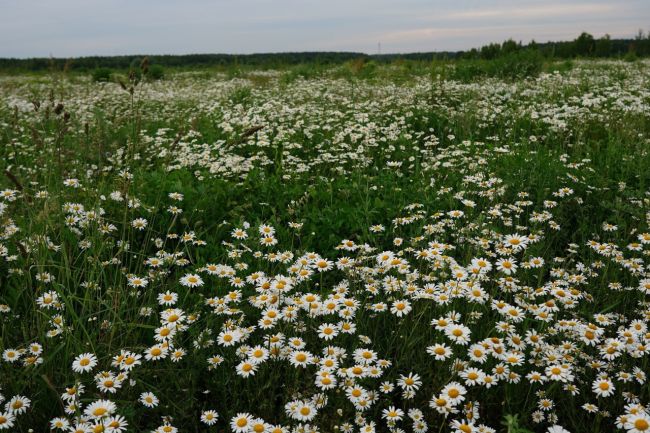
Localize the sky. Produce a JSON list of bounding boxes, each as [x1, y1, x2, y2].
[[1, 0, 649, 58]]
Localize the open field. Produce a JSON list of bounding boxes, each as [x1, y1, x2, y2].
[[1, 60, 650, 433]]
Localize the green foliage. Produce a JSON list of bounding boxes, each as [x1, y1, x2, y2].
[[502, 415, 535, 433], [575, 31, 596, 56], [147, 64, 165, 80], [452, 49, 543, 81], [280, 63, 324, 84], [228, 85, 253, 105], [624, 50, 639, 62], [91, 67, 112, 82]]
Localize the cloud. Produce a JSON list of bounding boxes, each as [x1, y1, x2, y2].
[[444, 3, 617, 20], [0, 0, 647, 56]]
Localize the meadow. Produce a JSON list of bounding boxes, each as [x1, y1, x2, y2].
[[0, 59, 649, 433]]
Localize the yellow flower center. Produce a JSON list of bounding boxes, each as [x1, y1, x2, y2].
[[635, 420, 649, 431]]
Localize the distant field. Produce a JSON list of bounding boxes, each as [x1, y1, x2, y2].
[[1, 60, 649, 433]]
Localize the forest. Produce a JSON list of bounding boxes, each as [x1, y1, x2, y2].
[[0, 31, 649, 73]]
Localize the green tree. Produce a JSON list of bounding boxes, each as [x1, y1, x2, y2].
[[575, 32, 596, 57], [595, 34, 612, 57], [501, 39, 520, 55]]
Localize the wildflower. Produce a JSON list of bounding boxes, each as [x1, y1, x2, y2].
[[382, 406, 404, 422], [106, 415, 128, 433], [592, 377, 615, 397], [496, 258, 518, 275], [445, 324, 472, 345], [139, 392, 159, 408], [5, 395, 30, 415], [626, 413, 650, 433], [49, 417, 69, 430], [390, 299, 412, 317], [131, 218, 148, 230], [72, 353, 98, 373], [180, 273, 204, 288], [286, 400, 317, 421], [84, 399, 116, 419], [201, 410, 219, 426], [127, 276, 148, 288], [231, 413, 253, 432]]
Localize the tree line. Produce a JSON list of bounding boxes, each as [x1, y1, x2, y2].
[[1, 31, 649, 73]]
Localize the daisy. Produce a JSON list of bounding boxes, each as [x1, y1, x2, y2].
[[201, 410, 219, 426], [231, 413, 253, 433], [430, 394, 454, 414], [313, 259, 333, 272], [397, 373, 422, 391], [582, 403, 598, 413], [427, 344, 453, 360], [144, 345, 168, 361], [131, 218, 148, 230], [72, 353, 98, 373], [117, 351, 142, 371], [180, 273, 204, 288], [170, 348, 186, 362], [441, 382, 467, 404], [236, 361, 258, 377], [289, 351, 312, 368], [390, 299, 412, 317], [496, 258, 518, 275], [5, 395, 30, 414], [84, 399, 116, 419], [145, 257, 163, 267], [139, 392, 159, 408], [250, 419, 268, 433], [450, 420, 475, 433], [445, 324, 472, 345], [70, 422, 91, 433], [106, 415, 128, 433], [504, 234, 528, 251], [317, 324, 339, 341], [61, 384, 84, 402], [161, 308, 185, 324], [382, 406, 404, 422], [154, 325, 176, 342], [461, 368, 485, 386], [353, 348, 378, 364], [127, 275, 149, 288], [155, 424, 178, 433], [96, 373, 122, 394], [218, 329, 242, 346], [248, 346, 270, 364], [626, 413, 650, 433], [592, 377, 615, 397], [0, 412, 14, 430], [260, 236, 278, 247], [2, 349, 20, 363], [545, 365, 570, 382], [288, 401, 317, 421], [157, 291, 178, 306], [231, 228, 248, 240], [49, 417, 69, 430], [471, 257, 493, 272]]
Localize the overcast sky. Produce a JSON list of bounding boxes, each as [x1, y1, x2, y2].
[[1, 0, 649, 58]]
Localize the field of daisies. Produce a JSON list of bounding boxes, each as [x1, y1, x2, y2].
[[1, 59, 649, 433]]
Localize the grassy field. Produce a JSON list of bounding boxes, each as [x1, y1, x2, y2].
[[1, 59, 649, 433]]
